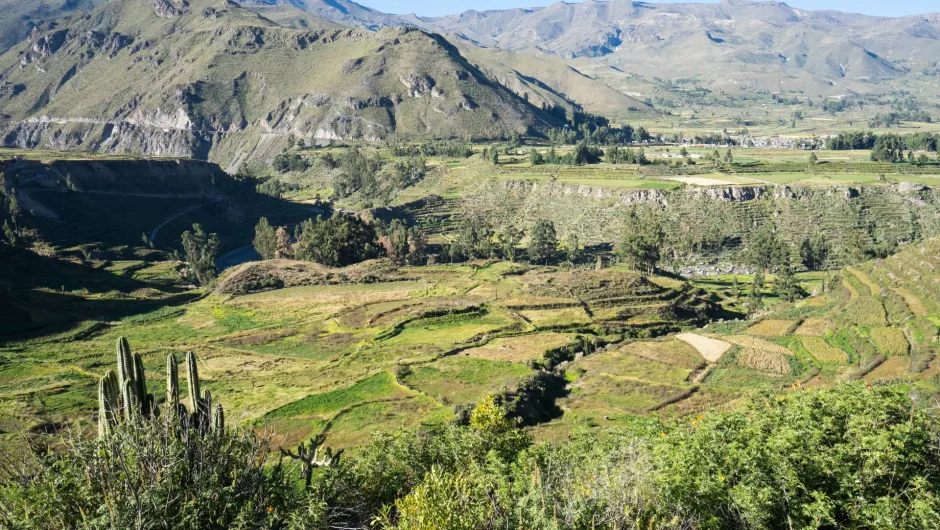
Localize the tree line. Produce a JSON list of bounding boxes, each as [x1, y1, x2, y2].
[[253, 214, 427, 268]]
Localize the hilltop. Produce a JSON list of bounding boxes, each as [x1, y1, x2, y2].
[[0, 0, 560, 165]]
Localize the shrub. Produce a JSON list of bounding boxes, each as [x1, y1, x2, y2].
[[654, 383, 940, 529], [0, 420, 300, 529]]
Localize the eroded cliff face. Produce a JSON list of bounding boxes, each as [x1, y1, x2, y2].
[[464, 179, 940, 267]]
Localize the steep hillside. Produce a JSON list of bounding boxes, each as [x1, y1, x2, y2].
[[0, 0, 559, 166], [0, 0, 107, 54], [455, 42, 655, 121], [293, 0, 940, 97], [0, 154, 316, 253]]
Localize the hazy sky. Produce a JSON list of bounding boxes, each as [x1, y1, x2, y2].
[[357, 0, 940, 18]]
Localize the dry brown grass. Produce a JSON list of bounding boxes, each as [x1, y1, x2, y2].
[[801, 337, 849, 364], [620, 339, 705, 369], [463, 333, 576, 363], [736, 349, 792, 374], [863, 356, 910, 382], [723, 336, 793, 356], [892, 288, 930, 316], [744, 319, 798, 336], [794, 318, 831, 336]]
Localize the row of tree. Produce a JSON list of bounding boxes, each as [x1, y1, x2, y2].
[[254, 214, 427, 268]]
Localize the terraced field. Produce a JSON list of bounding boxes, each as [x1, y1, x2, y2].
[[0, 259, 722, 447], [540, 239, 940, 439]]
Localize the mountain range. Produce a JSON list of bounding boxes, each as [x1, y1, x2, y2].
[[0, 0, 565, 166], [276, 0, 940, 94], [1, 0, 939, 163]]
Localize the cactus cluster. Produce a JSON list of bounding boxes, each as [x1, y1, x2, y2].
[[98, 338, 224, 438]]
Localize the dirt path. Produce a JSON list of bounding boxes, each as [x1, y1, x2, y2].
[[148, 203, 203, 242], [676, 333, 732, 362]]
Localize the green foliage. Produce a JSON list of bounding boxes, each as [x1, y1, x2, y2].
[[180, 223, 220, 287], [528, 148, 544, 165], [449, 219, 496, 262], [616, 205, 665, 275], [293, 214, 381, 267], [653, 383, 940, 529], [828, 131, 878, 150], [606, 145, 649, 165], [6, 381, 940, 530], [871, 134, 906, 162], [800, 234, 830, 271], [376, 466, 493, 530], [528, 219, 557, 264], [388, 140, 473, 158], [253, 217, 277, 260], [774, 261, 806, 302], [746, 223, 785, 273], [332, 148, 385, 199], [378, 219, 427, 265], [496, 225, 524, 262], [273, 152, 311, 173]]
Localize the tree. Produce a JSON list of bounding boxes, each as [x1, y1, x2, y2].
[[497, 226, 524, 262], [3, 220, 16, 246], [407, 226, 428, 265], [808, 152, 818, 166], [490, 148, 500, 166], [528, 148, 543, 166], [274, 226, 293, 259], [180, 224, 220, 286], [746, 272, 765, 316], [616, 206, 664, 276], [746, 224, 784, 273], [871, 134, 905, 162], [253, 217, 276, 260], [800, 234, 830, 271], [723, 149, 733, 164], [565, 233, 580, 264], [378, 219, 427, 266], [293, 214, 380, 267], [528, 219, 557, 264], [774, 259, 804, 302]]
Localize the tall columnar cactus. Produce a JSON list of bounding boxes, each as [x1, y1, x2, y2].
[[121, 379, 135, 423], [166, 353, 180, 417], [116, 337, 134, 397], [186, 351, 201, 414], [98, 340, 223, 438], [132, 353, 149, 416], [97, 371, 119, 438], [211, 404, 224, 434]]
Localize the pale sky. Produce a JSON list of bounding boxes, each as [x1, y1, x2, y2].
[[357, 0, 940, 18]]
